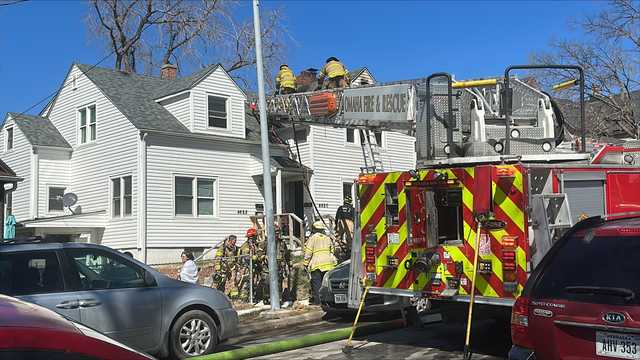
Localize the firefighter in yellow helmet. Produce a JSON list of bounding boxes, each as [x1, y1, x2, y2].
[[319, 57, 349, 89], [304, 220, 337, 304], [276, 64, 296, 95]]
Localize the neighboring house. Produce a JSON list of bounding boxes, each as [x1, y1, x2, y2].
[[557, 90, 640, 139], [0, 159, 22, 237], [348, 67, 375, 87], [0, 63, 414, 264]]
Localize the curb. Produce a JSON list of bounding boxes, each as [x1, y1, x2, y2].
[[235, 310, 325, 337], [237, 305, 271, 318], [196, 319, 405, 360]]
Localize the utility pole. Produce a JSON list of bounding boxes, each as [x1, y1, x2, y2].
[[253, 0, 280, 311]]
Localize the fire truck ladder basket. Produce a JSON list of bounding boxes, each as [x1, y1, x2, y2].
[[530, 193, 573, 268]]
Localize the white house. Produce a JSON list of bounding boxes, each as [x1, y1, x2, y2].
[[1, 63, 414, 264]]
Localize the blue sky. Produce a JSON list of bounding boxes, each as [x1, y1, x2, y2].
[[0, 0, 606, 119]]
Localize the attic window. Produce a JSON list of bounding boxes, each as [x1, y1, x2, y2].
[[5, 127, 13, 151], [208, 95, 228, 129], [78, 104, 96, 144]]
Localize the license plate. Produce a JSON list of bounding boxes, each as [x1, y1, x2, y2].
[[334, 294, 347, 304], [596, 331, 640, 359]]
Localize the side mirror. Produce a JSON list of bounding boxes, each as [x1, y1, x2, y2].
[[144, 270, 157, 287]]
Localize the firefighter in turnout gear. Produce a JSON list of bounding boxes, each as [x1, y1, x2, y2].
[[319, 57, 349, 89], [213, 234, 240, 298], [276, 64, 296, 95], [334, 195, 355, 261], [304, 221, 337, 304], [245, 227, 269, 303]]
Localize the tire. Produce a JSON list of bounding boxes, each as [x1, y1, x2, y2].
[[170, 310, 218, 359]]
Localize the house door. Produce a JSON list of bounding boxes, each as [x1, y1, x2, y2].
[[284, 181, 304, 237]]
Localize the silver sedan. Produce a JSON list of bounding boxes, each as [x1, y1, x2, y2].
[[0, 242, 238, 359]]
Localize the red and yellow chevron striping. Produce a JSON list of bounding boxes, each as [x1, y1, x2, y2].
[[358, 164, 528, 300]]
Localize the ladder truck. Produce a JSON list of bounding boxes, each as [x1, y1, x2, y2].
[[264, 64, 640, 322]]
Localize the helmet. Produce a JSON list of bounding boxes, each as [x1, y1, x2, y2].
[[280, 64, 288, 69], [246, 228, 257, 237], [344, 196, 352, 205], [312, 220, 327, 230], [326, 57, 339, 63]]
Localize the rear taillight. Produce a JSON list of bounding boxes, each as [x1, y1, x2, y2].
[[511, 296, 534, 349]]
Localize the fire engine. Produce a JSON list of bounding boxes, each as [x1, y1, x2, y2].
[[265, 64, 640, 320]]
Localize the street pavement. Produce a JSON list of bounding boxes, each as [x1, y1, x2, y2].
[[227, 313, 510, 359]]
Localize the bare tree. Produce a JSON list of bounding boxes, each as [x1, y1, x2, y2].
[[531, 0, 639, 138], [88, 0, 167, 73], [87, 0, 289, 86]]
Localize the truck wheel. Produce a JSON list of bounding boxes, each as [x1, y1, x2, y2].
[[170, 310, 218, 359]]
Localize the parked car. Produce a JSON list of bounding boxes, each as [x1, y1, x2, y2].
[[319, 260, 412, 316], [0, 239, 238, 359], [509, 215, 640, 360], [0, 293, 153, 360]]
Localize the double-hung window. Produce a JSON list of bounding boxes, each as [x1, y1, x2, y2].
[[207, 96, 228, 129], [175, 176, 216, 217], [78, 105, 96, 144], [48, 187, 65, 212], [111, 176, 132, 218]]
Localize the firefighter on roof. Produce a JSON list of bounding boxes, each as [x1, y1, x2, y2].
[[276, 64, 296, 95], [304, 220, 337, 304], [319, 57, 349, 89]]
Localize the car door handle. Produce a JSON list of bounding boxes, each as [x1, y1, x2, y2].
[[56, 300, 79, 309], [78, 299, 102, 308]]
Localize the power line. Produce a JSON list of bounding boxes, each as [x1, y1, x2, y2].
[[15, 49, 117, 117], [0, 0, 28, 7]]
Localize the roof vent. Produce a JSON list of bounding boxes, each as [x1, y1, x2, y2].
[[160, 63, 178, 80]]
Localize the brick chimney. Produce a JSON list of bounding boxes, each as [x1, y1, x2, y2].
[[160, 63, 177, 80]]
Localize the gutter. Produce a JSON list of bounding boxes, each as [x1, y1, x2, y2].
[[32, 145, 73, 153], [138, 132, 148, 263], [140, 128, 288, 150]]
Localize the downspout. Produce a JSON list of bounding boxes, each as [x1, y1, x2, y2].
[[30, 148, 39, 219], [138, 132, 148, 263]]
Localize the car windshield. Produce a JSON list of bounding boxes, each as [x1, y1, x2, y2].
[[532, 229, 640, 305]]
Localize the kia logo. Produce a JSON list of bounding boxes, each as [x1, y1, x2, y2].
[[603, 312, 626, 324], [338, 282, 347, 289]]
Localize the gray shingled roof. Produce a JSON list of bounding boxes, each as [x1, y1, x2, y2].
[[152, 64, 221, 99], [76, 64, 190, 133], [8, 113, 71, 148]]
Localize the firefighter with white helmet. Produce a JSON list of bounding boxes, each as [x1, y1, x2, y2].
[[304, 220, 338, 304]]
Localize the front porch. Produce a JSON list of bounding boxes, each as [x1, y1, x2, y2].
[[19, 210, 107, 243]]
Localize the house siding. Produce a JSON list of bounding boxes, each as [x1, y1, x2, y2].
[[159, 92, 191, 129], [45, 65, 139, 249], [304, 126, 415, 217], [145, 133, 278, 249], [0, 119, 31, 221], [191, 68, 246, 138], [38, 150, 71, 217]]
